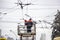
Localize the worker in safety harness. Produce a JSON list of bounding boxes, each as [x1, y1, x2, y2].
[[24, 18, 33, 33]]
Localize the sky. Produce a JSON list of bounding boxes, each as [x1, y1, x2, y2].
[[0, 0, 60, 40]]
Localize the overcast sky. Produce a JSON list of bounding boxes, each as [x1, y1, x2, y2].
[[0, 0, 60, 40]]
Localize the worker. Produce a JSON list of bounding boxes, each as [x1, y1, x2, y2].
[[24, 20, 28, 25], [24, 18, 33, 33]]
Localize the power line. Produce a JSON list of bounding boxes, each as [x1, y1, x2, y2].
[[0, 7, 60, 10], [0, 6, 20, 13], [0, 20, 22, 23]]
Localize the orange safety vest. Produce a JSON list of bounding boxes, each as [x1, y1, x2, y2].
[[27, 20, 32, 22]]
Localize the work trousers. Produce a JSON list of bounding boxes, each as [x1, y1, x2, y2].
[[27, 26, 32, 33]]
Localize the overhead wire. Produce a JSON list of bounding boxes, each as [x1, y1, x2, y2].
[[0, 20, 21, 23], [38, 11, 57, 22], [0, 0, 59, 24], [0, 7, 60, 12], [45, 11, 57, 18], [0, 0, 23, 13], [0, 0, 60, 10], [0, 6, 20, 13], [0, 1, 22, 23]]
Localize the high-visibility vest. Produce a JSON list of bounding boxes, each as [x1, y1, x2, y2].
[[27, 20, 32, 22], [24, 20, 33, 26]]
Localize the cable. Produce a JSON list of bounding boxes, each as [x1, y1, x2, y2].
[[38, 11, 57, 21], [45, 11, 57, 18], [0, 6, 19, 13], [0, 7, 60, 10], [0, 20, 21, 23]]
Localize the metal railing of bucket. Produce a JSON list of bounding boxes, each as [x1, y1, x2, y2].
[[18, 24, 36, 35]]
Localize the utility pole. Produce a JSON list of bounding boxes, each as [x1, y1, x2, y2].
[[15, 0, 34, 19]]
